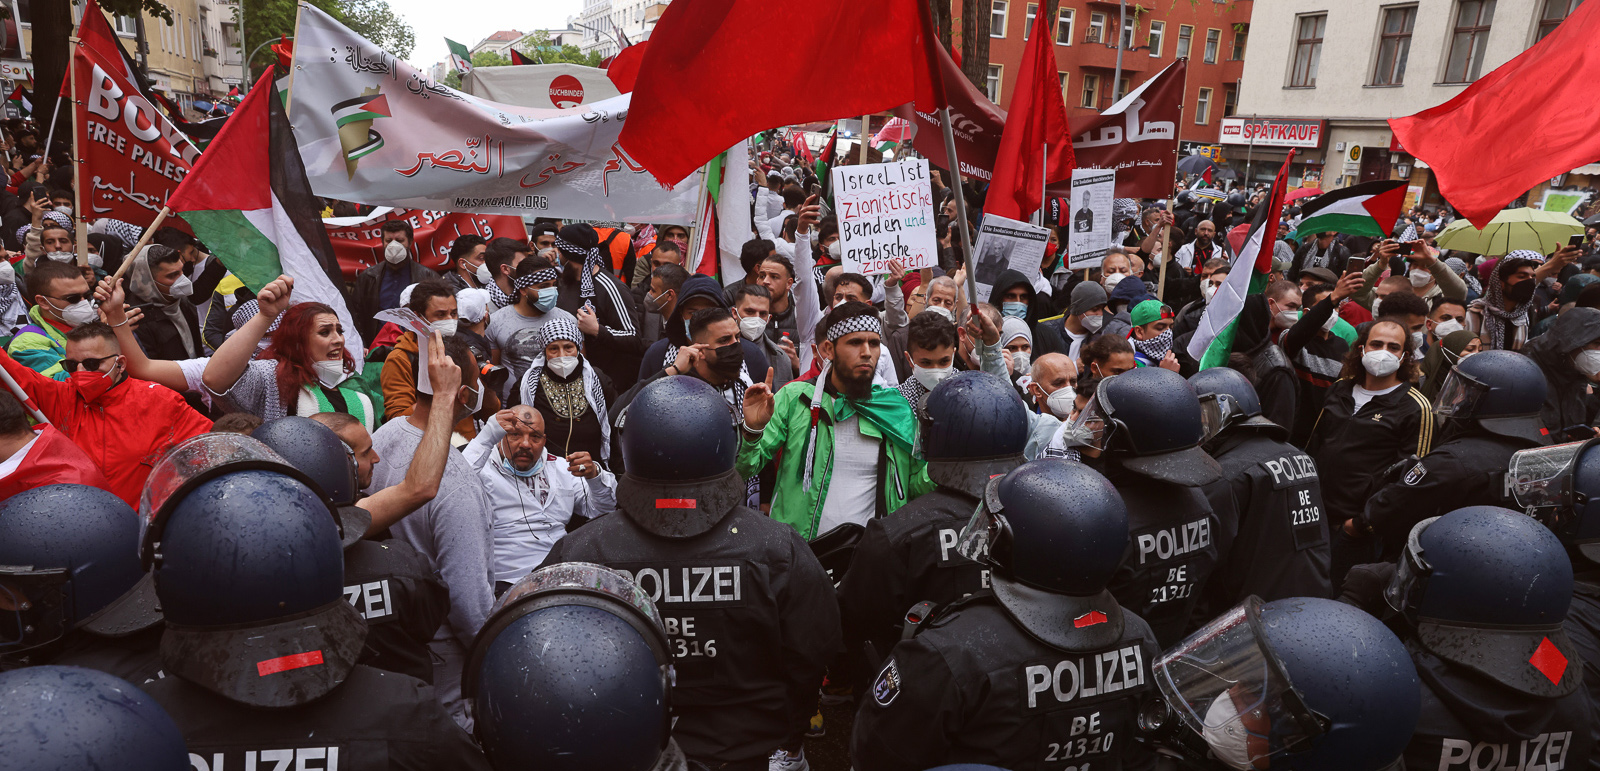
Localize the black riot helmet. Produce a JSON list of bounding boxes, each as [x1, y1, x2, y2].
[[1148, 597, 1420, 771], [1384, 507, 1579, 698], [922, 371, 1029, 495], [0, 485, 161, 658], [1432, 350, 1550, 444], [1072, 367, 1222, 485], [616, 375, 746, 538], [465, 563, 682, 771], [0, 665, 189, 771], [252, 416, 369, 544], [1510, 438, 1600, 563], [1188, 366, 1283, 444], [957, 459, 1130, 650], [141, 434, 364, 708]]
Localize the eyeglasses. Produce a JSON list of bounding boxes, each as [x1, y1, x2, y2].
[[61, 355, 117, 372], [46, 292, 89, 306]]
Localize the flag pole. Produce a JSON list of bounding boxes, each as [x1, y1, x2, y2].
[[283, 1, 308, 117], [68, 36, 88, 267], [1038, 141, 1047, 227], [0, 364, 48, 425], [1156, 59, 1190, 303], [938, 107, 980, 316], [110, 206, 172, 281], [37, 100, 61, 182]]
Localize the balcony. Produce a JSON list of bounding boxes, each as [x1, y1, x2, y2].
[[1067, 37, 1150, 72], [1084, 0, 1152, 11]]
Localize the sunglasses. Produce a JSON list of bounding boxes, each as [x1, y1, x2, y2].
[[61, 355, 118, 373], [47, 292, 89, 305]]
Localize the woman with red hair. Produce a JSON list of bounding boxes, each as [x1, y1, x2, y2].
[[201, 275, 379, 429]]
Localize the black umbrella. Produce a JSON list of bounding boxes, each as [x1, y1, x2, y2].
[[1212, 167, 1240, 180], [1583, 212, 1600, 227], [1176, 155, 1216, 174]]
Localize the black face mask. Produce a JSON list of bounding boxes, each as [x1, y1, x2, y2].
[[709, 341, 744, 380], [1505, 278, 1536, 304]]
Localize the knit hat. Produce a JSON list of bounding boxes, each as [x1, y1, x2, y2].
[[1129, 299, 1174, 328], [1001, 317, 1032, 347], [1068, 281, 1108, 317]]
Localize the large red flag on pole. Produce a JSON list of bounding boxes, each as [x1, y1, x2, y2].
[[983, 4, 1074, 221], [1389, 1, 1600, 228], [617, 0, 944, 186]]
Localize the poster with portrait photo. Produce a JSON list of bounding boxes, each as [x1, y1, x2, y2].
[[972, 214, 1051, 304]]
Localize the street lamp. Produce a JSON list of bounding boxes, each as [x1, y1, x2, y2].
[[243, 35, 289, 89]]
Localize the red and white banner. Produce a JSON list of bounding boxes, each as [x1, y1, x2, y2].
[[892, 40, 1006, 182], [1060, 60, 1187, 199], [72, 0, 202, 227], [323, 207, 528, 281]]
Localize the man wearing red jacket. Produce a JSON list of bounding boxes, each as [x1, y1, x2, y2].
[[0, 391, 109, 499], [0, 321, 211, 506]]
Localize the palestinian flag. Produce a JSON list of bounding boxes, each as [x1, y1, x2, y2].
[[872, 117, 912, 153], [815, 125, 838, 182], [446, 38, 473, 73], [1290, 179, 1406, 239], [1187, 149, 1296, 370], [167, 71, 364, 367], [6, 86, 29, 117], [509, 48, 535, 66]]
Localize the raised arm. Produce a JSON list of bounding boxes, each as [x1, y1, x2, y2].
[[94, 277, 190, 392], [202, 275, 292, 394], [360, 331, 460, 534], [793, 196, 823, 373]]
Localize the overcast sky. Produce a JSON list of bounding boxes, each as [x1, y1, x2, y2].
[[387, 0, 585, 69]]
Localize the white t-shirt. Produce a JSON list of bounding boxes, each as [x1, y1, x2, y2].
[[1065, 327, 1089, 364], [816, 416, 881, 535], [1352, 382, 1403, 412]]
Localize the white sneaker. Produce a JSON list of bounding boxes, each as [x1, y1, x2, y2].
[[768, 748, 810, 771]]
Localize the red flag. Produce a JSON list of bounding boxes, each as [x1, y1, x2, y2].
[[893, 38, 1006, 183], [1390, 1, 1600, 228], [72, 0, 201, 227], [617, 0, 944, 186], [509, 48, 534, 66], [1202, 166, 1214, 184], [983, 3, 1074, 221], [607, 41, 648, 93]]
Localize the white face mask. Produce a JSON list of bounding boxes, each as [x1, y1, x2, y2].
[[54, 205, 72, 216], [0, 260, 13, 285], [1010, 350, 1031, 374], [1272, 309, 1298, 330], [463, 381, 486, 413], [1361, 349, 1401, 378], [738, 315, 767, 342], [1045, 385, 1076, 419], [44, 251, 75, 263], [1432, 318, 1465, 339], [1201, 693, 1260, 771], [54, 298, 98, 328], [313, 359, 348, 388], [475, 262, 493, 286], [1369, 297, 1382, 318], [1103, 271, 1127, 289], [1201, 282, 1218, 302], [925, 305, 954, 322], [826, 240, 841, 259], [383, 240, 409, 265], [912, 364, 955, 390], [1575, 349, 1600, 378], [546, 355, 580, 378], [166, 274, 194, 299], [1408, 269, 1432, 288], [429, 318, 458, 338], [1410, 330, 1425, 350], [1082, 313, 1104, 333]]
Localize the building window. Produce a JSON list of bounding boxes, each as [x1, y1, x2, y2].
[[1230, 26, 1248, 59], [1148, 20, 1165, 56], [113, 14, 137, 35], [1087, 12, 1106, 44], [1204, 28, 1220, 63], [1372, 6, 1416, 85], [1223, 84, 1238, 117], [991, 0, 1008, 37], [987, 65, 1003, 102], [1445, 0, 1496, 83], [1539, 0, 1581, 40], [1121, 15, 1136, 49], [1290, 14, 1326, 87], [1025, 3, 1036, 38], [1196, 88, 1212, 123], [1081, 73, 1100, 108], [1057, 8, 1075, 44], [1177, 24, 1193, 58], [1059, 71, 1071, 101]]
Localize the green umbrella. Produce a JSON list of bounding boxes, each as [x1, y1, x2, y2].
[[1435, 207, 1584, 256]]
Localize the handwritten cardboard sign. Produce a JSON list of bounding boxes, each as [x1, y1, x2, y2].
[[830, 159, 938, 276]]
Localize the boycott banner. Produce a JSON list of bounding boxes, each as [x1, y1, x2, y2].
[[830, 159, 937, 276], [323, 207, 528, 281], [73, 0, 201, 225], [892, 38, 1006, 182], [289, 4, 700, 223], [1067, 168, 1116, 269], [1058, 60, 1185, 200]]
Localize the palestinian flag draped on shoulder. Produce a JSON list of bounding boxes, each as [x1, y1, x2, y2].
[[167, 71, 364, 368], [1187, 149, 1296, 371], [1290, 179, 1406, 239]]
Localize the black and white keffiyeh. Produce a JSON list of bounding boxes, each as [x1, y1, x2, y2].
[[827, 312, 883, 342], [519, 316, 610, 461], [1479, 249, 1545, 350], [1131, 329, 1174, 363], [661, 343, 752, 420], [555, 234, 601, 306], [514, 268, 560, 290], [230, 299, 285, 334]]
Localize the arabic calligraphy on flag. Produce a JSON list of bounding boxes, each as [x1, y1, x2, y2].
[[289, 3, 701, 223], [1064, 60, 1186, 199]]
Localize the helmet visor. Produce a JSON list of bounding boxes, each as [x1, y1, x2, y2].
[[1432, 367, 1488, 420], [1384, 516, 1440, 622], [1508, 441, 1587, 514], [493, 562, 663, 631], [137, 433, 292, 549], [1067, 392, 1113, 452], [1197, 393, 1239, 445], [0, 566, 70, 652], [1154, 597, 1326, 769]]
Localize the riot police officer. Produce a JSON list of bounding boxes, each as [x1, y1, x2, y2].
[[0, 484, 164, 682], [1189, 367, 1330, 615], [253, 415, 450, 683], [1071, 366, 1224, 645], [1142, 596, 1420, 771], [852, 459, 1161, 771], [838, 371, 1028, 670], [1385, 507, 1593, 769], [1356, 351, 1550, 555], [465, 563, 705, 771], [135, 433, 489, 769], [541, 376, 840, 771], [0, 665, 188, 769]]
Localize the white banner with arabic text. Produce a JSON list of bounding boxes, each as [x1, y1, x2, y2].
[[288, 3, 701, 223]]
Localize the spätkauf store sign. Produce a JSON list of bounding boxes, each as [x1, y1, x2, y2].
[[1219, 118, 1327, 148]]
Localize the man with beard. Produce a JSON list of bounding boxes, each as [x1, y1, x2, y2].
[[1173, 219, 1232, 275], [551, 223, 646, 390], [485, 254, 577, 393]]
